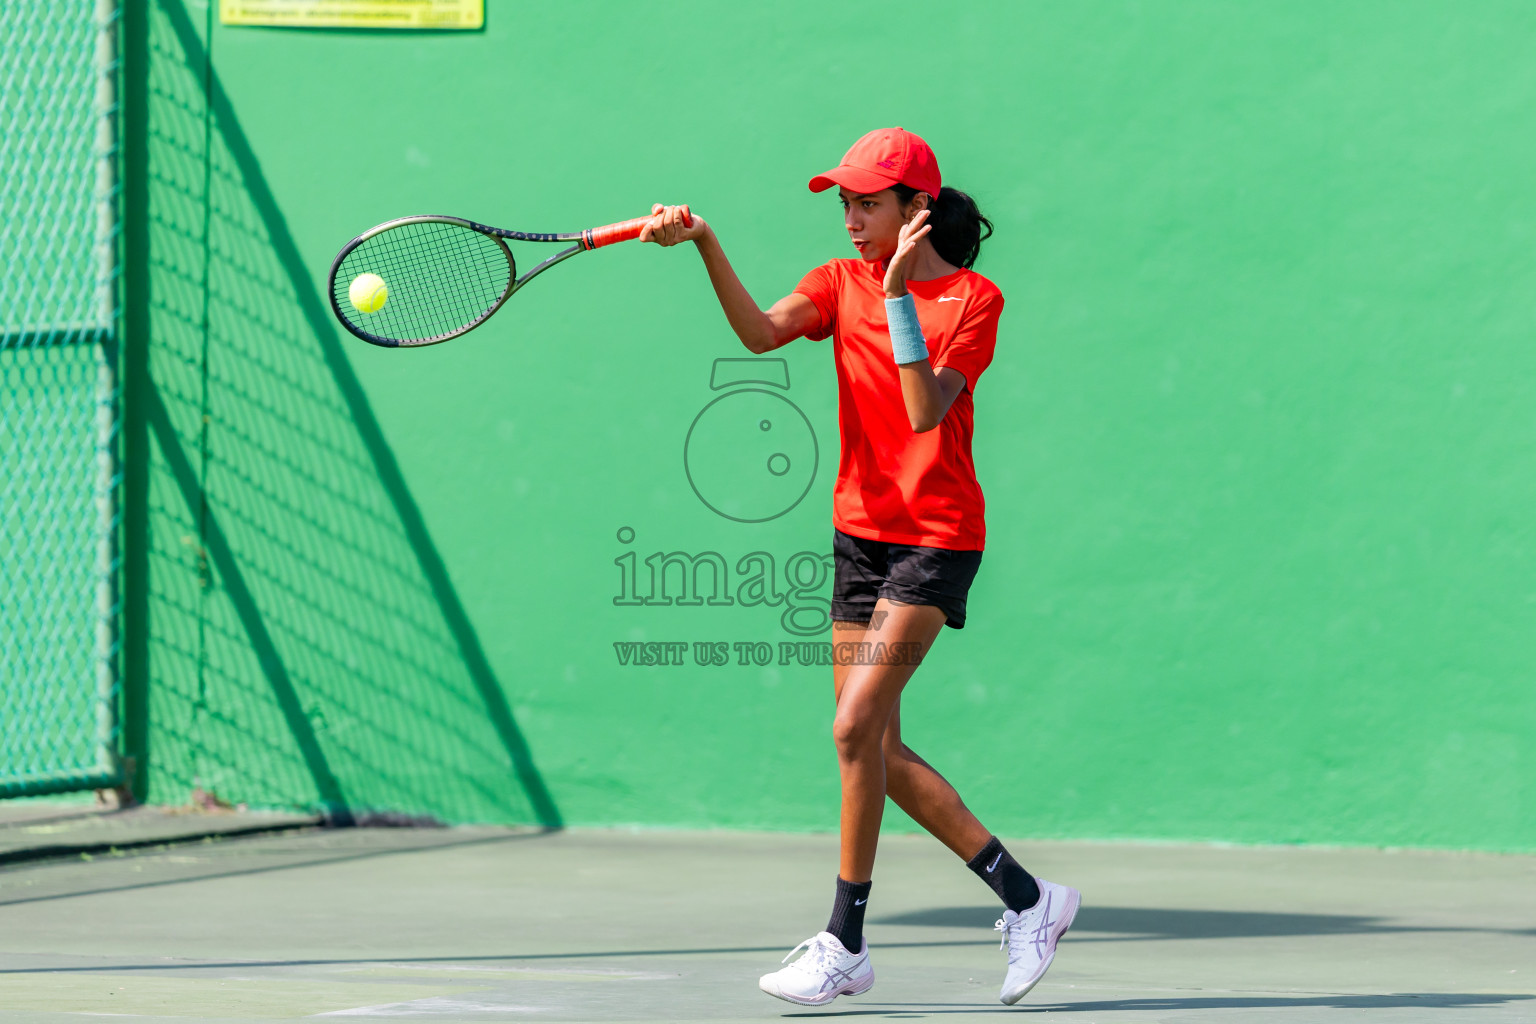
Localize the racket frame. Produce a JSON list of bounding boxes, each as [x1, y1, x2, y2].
[[327, 214, 636, 348]]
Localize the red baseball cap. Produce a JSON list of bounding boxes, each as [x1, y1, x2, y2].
[[808, 127, 942, 198]]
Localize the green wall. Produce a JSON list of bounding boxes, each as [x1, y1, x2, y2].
[[130, 1, 1536, 848]]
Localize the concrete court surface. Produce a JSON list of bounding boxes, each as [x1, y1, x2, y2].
[[0, 826, 1532, 1023]]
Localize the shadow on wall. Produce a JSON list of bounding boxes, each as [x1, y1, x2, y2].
[[137, 0, 559, 827]]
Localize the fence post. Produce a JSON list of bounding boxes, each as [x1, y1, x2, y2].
[[118, 0, 151, 803]]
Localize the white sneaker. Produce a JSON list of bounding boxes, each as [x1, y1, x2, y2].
[[995, 877, 1080, 1004], [758, 931, 874, 1006]]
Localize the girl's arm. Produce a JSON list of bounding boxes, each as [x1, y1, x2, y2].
[[641, 204, 820, 354], [899, 363, 968, 434], [883, 210, 967, 433]]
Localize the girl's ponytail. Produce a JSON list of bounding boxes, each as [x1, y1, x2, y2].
[[893, 184, 993, 269]]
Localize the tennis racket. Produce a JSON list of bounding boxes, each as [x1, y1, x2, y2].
[[326, 211, 686, 348]]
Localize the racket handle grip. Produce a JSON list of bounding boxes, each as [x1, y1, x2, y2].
[[582, 210, 693, 250]]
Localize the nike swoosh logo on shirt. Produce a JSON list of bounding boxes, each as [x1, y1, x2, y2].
[[854, 898, 867, 905], [986, 852, 1003, 873], [938, 296, 963, 302]]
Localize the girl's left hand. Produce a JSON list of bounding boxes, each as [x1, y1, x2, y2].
[[883, 209, 932, 298]]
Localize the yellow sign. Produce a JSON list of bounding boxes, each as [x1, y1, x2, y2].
[[220, 0, 483, 29]]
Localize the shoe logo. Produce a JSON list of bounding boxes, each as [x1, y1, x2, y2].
[[854, 898, 867, 905], [938, 296, 963, 302], [985, 853, 1003, 873], [1030, 892, 1055, 957]]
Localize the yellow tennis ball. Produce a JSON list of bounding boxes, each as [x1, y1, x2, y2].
[[349, 273, 388, 314]]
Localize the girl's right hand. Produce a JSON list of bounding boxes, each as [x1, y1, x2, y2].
[[639, 203, 707, 246], [883, 208, 932, 298]]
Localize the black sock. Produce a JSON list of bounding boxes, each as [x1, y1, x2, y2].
[[826, 876, 872, 953], [966, 836, 1040, 913]]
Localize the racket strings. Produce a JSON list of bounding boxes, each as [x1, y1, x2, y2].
[[332, 221, 514, 345]]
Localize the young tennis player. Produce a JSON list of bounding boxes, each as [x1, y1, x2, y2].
[[641, 127, 1079, 1007]]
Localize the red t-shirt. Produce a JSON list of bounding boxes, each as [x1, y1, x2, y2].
[[794, 258, 1002, 550]]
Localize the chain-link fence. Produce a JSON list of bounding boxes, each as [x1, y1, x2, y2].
[[2, 0, 555, 822], [125, 0, 555, 825], [0, 0, 122, 797]]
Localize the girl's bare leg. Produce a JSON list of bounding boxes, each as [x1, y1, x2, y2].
[[880, 705, 992, 860], [832, 609, 992, 872]]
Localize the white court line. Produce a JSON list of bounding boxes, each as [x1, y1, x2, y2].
[[354, 963, 675, 981], [316, 997, 543, 1017]]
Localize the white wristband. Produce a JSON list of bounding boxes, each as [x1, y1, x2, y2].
[[884, 293, 928, 364]]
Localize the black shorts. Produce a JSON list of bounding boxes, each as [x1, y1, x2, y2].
[[831, 528, 984, 630]]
